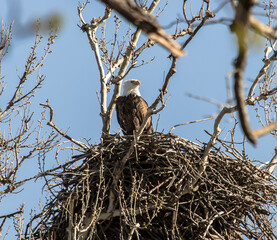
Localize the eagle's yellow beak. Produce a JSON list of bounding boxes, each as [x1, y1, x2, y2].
[[133, 80, 141, 86]]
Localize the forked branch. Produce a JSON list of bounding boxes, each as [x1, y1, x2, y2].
[[100, 0, 184, 57], [40, 102, 89, 150]]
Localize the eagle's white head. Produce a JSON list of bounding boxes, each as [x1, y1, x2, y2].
[[122, 79, 141, 97]]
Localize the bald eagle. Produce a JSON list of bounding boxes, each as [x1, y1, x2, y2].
[[116, 79, 153, 135]]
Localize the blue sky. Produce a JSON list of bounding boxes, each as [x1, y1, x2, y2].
[[0, 0, 276, 237]]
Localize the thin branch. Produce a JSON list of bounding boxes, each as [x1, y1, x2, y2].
[[0, 25, 56, 119], [169, 116, 215, 133], [103, 58, 124, 83], [265, 148, 277, 174], [247, 40, 277, 100], [182, 0, 215, 50], [186, 92, 224, 108], [78, 5, 112, 123], [0, 207, 24, 219], [100, 0, 184, 57], [182, 10, 215, 50], [40, 102, 89, 150]]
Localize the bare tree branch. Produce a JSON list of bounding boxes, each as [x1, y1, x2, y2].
[[0, 20, 60, 235], [0, 24, 55, 119], [182, 2, 215, 50], [40, 102, 89, 150], [266, 147, 277, 174], [78, 5, 112, 121], [231, 0, 257, 145], [169, 116, 215, 134], [100, 0, 184, 57], [253, 121, 277, 138], [250, 16, 277, 39]]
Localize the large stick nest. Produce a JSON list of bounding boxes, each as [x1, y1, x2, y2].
[[27, 133, 277, 239]]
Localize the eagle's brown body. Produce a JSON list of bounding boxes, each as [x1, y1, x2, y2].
[[116, 93, 153, 135]]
